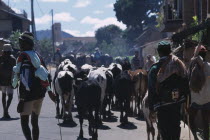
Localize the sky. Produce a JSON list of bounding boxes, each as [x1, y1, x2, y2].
[[2, 0, 126, 37]]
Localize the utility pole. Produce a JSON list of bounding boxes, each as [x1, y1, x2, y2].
[[31, 0, 37, 40], [51, 9, 55, 60]]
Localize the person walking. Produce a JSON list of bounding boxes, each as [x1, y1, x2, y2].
[[131, 50, 142, 70], [0, 44, 16, 119], [148, 41, 190, 140], [144, 55, 155, 71], [12, 32, 56, 140]]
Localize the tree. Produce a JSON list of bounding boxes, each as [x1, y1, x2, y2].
[[95, 24, 123, 45], [114, 0, 163, 44], [9, 30, 21, 49], [37, 39, 53, 64]]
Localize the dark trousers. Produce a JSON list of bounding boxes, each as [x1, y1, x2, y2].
[[157, 104, 181, 140]]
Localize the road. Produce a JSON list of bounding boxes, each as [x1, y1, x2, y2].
[[0, 69, 196, 140]]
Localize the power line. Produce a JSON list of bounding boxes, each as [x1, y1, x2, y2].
[[35, 0, 45, 15]]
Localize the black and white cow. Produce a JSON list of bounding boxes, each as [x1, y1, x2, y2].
[[54, 71, 75, 123]]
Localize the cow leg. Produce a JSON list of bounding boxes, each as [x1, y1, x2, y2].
[[146, 121, 150, 140], [55, 92, 61, 118], [67, 92, 74, 122], [151, 124, 155, 140], [124, 98, 129, 124], [189, 108, 199, 140], [88, 108, 94, 136], [108, 94, 112, 118], [201, 110, 209, 140], [60, 96, 66, 122], [120, 99, 124, 123], [93, 108, 99, 140], [78, 107, 84, 139]]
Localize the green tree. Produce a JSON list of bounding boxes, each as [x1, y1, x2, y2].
[[9, 30, 21, 49], [95, 24, 123, 45], [114, 0, 163, 45], [37, 39, 53, 61]]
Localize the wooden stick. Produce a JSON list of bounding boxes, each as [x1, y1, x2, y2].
[[187, 95, 191, 140]]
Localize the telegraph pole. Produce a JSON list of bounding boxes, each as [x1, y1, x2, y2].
[[51, 9, 55, 60], [31, 0, 37, 40]]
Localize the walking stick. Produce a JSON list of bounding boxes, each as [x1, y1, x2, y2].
[[187, 95, 191, 140]]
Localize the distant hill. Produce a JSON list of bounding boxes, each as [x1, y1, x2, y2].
[[36, 30, 74, 40]]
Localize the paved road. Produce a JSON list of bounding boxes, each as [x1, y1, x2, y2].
[[0, 69, 196, 140]]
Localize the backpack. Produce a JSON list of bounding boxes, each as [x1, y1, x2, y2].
[[19, 52, 47, 101]]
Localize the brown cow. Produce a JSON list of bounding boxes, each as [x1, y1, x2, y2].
[[128, 69, 148, 116]]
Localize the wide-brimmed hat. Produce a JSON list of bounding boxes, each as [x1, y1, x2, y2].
[[19, 32, 34, 45], [3, 44, 13, 52]]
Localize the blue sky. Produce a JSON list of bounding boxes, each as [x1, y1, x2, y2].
[[2, 0, 126, 37]]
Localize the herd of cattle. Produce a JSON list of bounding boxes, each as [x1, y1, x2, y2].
[[52, 59, 156, 140]]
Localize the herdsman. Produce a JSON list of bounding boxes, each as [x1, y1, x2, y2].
[[12, 32, 56, 140], [0, 44, 16, 118], [148, 41, 190, 140], [188, 45, 210, 140]]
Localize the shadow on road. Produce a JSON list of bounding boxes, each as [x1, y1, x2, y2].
[[58, 121, 77, 128], [98, 124, 111, 130], [117, 122, 137, 130], [77, 137, 89, 140], [0, 117, 20, 121], [102, 115, 118, 123]]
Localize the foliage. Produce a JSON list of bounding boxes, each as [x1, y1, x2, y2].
[[190, 16, 203, 42], [37, 39, 53, 61], [95, 25, 123, 45], [156, 11, 164, 28], [9, 30, 21, 49], [114, 0, 163, 46]]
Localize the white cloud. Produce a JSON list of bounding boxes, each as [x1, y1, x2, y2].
[[64, 29, 95, 37], [41, 0, 68, 2], [35, 12, 75, 24], [105, 3, 114, 8], [54, 12, 75, 22], [81, 16, 126, 30], [12, 8, 21, 14], [93, 10, 104, 15], [73, 0, 91, 8]]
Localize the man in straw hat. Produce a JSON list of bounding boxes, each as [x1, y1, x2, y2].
[[148, 41, 190, 140], [0, 44, 16, 119], [12, 31, 56, 140]]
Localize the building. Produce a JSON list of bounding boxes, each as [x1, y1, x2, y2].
[[162, 0, 210, 32], [0, 0, 31, 38], [53, 23, 62, 43]]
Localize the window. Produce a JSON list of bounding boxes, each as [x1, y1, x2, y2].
[[167, 0, 183, 20]]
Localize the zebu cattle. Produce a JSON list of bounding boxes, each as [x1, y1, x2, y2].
[[74, 80, 101, 140], [88, 68, 107, 122], [142, 92, 160, 140], [54, 71, 75, 123], [128, 69, 148, 116], [115, 71, 133, 124]]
